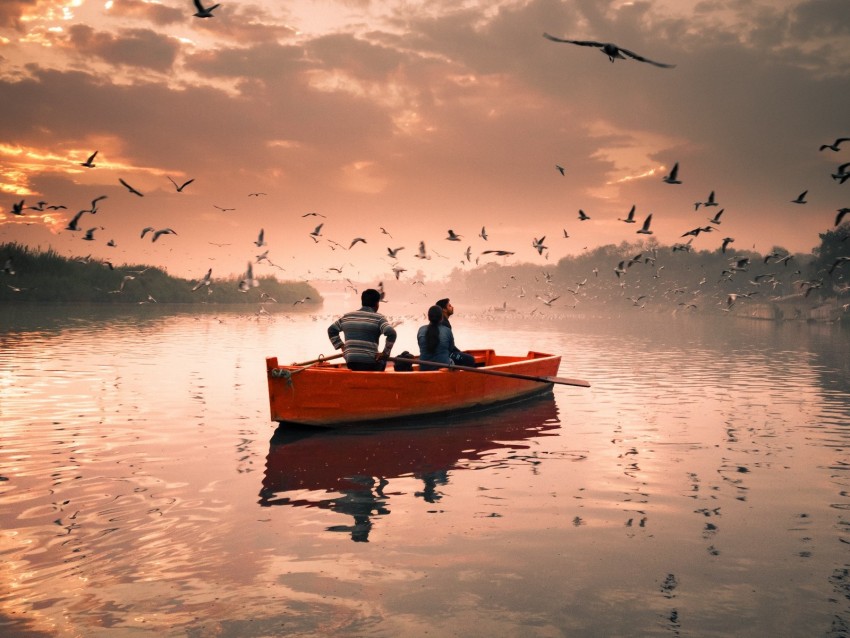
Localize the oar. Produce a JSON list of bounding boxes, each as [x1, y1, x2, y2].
[[387, 356, 590, 388], [290, 353, 345, 367]]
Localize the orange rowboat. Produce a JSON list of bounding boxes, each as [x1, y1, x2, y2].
[[266, 349, 576, 427]]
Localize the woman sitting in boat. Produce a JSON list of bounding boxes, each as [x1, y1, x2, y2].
[[417, 305, 457, 371]]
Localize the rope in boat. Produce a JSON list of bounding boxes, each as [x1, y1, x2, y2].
[[270, 354, 331, 387]]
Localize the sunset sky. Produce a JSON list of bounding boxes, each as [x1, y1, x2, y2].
[[1, 0, 848, 284]]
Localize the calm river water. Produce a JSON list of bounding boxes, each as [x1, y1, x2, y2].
[[1, 303, 849, 637]]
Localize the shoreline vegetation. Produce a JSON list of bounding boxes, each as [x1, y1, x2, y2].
[[2, 225, 848, 323], [0, 243, 320, 305]]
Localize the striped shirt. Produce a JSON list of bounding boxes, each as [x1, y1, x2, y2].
[[328, 306, 397, 365]]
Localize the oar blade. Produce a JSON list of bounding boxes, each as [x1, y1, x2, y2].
[[546, 376, 591, 388]]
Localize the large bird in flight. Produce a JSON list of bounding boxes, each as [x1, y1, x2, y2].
[[543, 33, 676, 68]]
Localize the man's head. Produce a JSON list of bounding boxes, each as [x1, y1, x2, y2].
[[362, 288, 381, 309], [435, 298, 453, 318]]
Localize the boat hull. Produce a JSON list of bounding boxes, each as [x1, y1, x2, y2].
[[266, 349, 562, 427]]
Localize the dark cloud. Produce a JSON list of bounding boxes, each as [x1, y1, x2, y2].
[[791, 0, 850, 38], [66, 24, 180, 72], [107, 0, 184, 26]]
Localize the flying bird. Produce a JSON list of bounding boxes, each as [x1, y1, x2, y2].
[[481, 250, 514, 257], [556, 164, 566, 176], [832, 163, 850, 184], [837, 208, 850, 226], [619, 205, 637, 223], [10, 200, 25, 216], [636, 214, 653, 235], [446, 230, 462, 241], [238, 262, 258, 292], [415, 240, 430, 260], [721, 237, 735, 253], [578, 209, 590, 221], [662, 162, 681, 184], [168, 176, 195, 192], [192, 268, 213, 292], [387, 246, 404, 259], [83, 227, 98, 241], [193, 0, 220, 18], [479, 226, 488, 240], [302, 212, 326, 218], [696, 191, 718, 209], [80, 151, 97, 168], [791, 190, 808, 204], [708, 209, 725, 225], [309, 223, 324, 240], [829, 256, 850, 274], [349, 237, 367, 249], [119, 178, 144, 196], [820, 137, 850, 152], [152, 228, 177, 242], [254, 228, 266, 247], [65, 209, 86, 231], [532, 236, 547, 255], [542, 33, 676, 68]]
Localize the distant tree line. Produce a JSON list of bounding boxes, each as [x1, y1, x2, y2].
[[0, 243, 320, 305]]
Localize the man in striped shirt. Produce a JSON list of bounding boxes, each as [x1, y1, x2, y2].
[[328, 288, 397, 371]]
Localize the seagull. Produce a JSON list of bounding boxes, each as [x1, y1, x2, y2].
[[563, 228, 570, 238], [791, 190, 808, 204], [614, 260, 626, 278], [415, 240, 431, 260], [168, 176, 195, 192], [192, 268, 213, 292], [832, 162, 850, 184], [193, 0, 220, 18], [479, 226, 488, 240], [238, 262, 258, 292], [349, 237, 367, 249], [141, 226, 155, 239], [708, 208, 725, 224], [820, 137, 850, 152], [119, 178, 144, 196], [536, 294, 560, 306], [392, 265, 406, 280], [87, 195, 108, 213], [532, 236, 547, 255], [837, 208, 850, 226], [387, 246, 404, 259], [578, 209, 590, 220], [302, 212, 326, 218], [309, 223, 324, 240], [3, 258, 14, 275], [619, 205, 637, 223], [254, 228, 266, 247], [10, 200, 25, 215], [83, 227, 97, 241], [556, 164, 566, 175], [636, 214, 653, 235], [213, 205, 235, 212], [721, 237, 735, 253], [726, 292, 757, 309], [697, 190, 718, 208], [542, 33, 675, 68], [481, 250, 514, 257], [66, 210, 86, 231], [662, 162, 681, 184], [293, 296, 312, 305], [829, 256, 850, 274], [446, 229, 462, 241], [152, 228, 177, 242], [80, 151, 97, 168], [248, 192, 266, 197]]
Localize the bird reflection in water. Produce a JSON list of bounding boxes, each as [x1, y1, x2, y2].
[[259, 396, 560, 541]]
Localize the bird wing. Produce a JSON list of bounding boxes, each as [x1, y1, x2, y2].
[[617, 46, 676, 68], [193, 0, 206, 11], [542, 33, 604, 48]]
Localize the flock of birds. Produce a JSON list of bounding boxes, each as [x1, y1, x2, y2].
[[2, 11, 849, 318]]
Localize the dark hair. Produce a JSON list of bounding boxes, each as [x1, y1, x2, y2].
[[361, 288, 381, 308], [435, 298, 450, 309], [425, 305, 443, 352]]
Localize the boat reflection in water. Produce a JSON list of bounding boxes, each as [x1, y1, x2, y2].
[[259, 395, 561, 541]]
